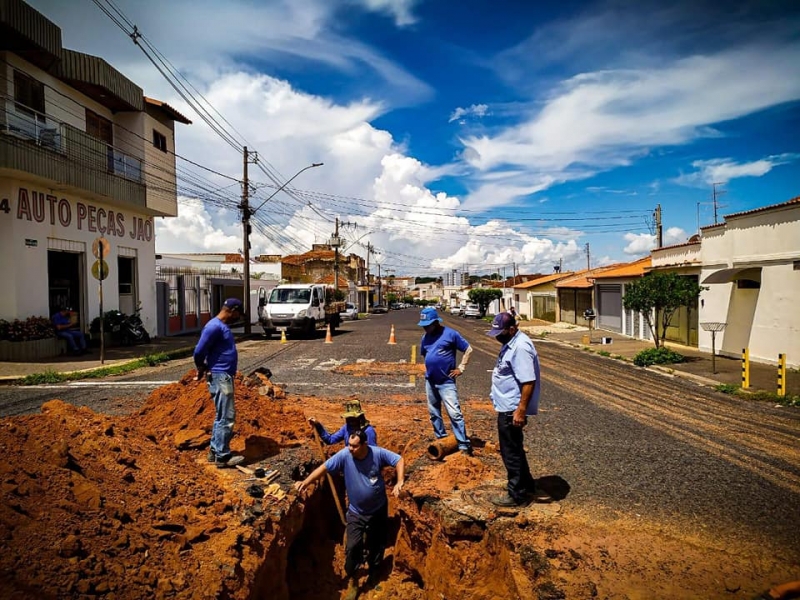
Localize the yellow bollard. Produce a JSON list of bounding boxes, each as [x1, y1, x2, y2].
[[777, 353, 787, 397], [742, 347, 750, 390], [280, 329, 287, 344]]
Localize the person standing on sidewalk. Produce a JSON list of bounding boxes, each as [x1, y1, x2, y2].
[[194, 298, 245, 469], [487, 312, 550, 506], [294, 429, 405, 599], [418, 306, 474, 455]]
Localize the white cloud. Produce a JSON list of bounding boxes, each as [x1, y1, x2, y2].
[[458, 41, 800, 209], [674, 153, 800, 186], [449, 104, 489, 123], [353, 0, 421, 26], [622, 226, 688, 255]]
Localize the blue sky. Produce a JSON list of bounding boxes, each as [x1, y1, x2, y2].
[[28, 0, 800, 277]]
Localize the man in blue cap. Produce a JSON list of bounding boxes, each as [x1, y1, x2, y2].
[[486, 312, 551, 506], [418, 306, 474, 455], [194, 298, 245, 468]]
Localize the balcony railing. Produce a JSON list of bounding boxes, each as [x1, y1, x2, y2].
[[1, 100, 143, 183], [1, 101, 146, 209]]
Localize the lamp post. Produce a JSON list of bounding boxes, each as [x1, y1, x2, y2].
[[242, 162, 323, 334]]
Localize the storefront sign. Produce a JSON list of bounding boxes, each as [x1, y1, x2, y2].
[[2, 187, 153, 242], [25, 238, 38, 247]]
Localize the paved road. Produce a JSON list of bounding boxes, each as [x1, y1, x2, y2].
[[2, 308, 798, 561]]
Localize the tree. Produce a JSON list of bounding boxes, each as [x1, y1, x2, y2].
[[622, 273, 705, 348], [468, 288, 502, 316]]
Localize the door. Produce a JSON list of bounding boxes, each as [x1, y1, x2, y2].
[[597, 284, 622, 332], [118, 256, 136, 315], [48, 250, 83, 328]]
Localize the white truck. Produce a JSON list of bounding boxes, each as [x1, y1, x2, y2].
[[257, 283, 344, 339]]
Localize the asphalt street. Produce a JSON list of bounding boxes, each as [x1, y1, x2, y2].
[[1, 308, 798, 564]]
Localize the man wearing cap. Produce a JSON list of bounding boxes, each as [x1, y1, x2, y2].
[[295, 429, 404, 599], [52, 307, 87, 356], [194, 298, 245, 468], [418, 306, 474, 456], [487, 312, 550, 506], [308, 400, 378, 447]]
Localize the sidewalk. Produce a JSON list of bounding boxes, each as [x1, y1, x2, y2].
[[0, 334, 205, 383], [519, 320, 799, 397]]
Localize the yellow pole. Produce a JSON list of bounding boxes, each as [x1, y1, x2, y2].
[[741, 348, 749, 390], [777, 353, 786, 397], [410, 344, 417, 385]]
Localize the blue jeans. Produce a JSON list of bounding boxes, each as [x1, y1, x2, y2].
[[207, 372, 236, 457], [425, 380, 470, 450], [57, 330, 86, 352]]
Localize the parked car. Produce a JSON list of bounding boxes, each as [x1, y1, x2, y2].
[[371, 304, 388, 314], [463, 303, 481, 319], [449, 304, 463, 316], [340, 302, 359, 321]]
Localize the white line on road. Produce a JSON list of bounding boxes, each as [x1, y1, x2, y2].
[[276, 381, 415, 389], [35, 381, 175, 388]]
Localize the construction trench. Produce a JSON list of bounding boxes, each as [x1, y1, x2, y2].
[[3, 364, 789, 599]]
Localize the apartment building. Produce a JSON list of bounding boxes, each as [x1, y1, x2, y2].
[[0, 0, 190, 336]]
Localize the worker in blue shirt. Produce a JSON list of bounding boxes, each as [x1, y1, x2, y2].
[[295, 430, 404, 600], [194, 298, 245, 469], [418, 306, 474, 455], [308, 399, 378, 446]]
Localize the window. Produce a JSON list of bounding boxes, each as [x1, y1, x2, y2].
[[153, 129, 167, 152], [85, 109, 113, 144], [13, 71, 45, 116], [737, 279, 760, 289]]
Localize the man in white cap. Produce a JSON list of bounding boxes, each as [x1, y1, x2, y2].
[[486, 312, 551, 506], [194, 298, 245, 468], [418, 306, 474, 455]]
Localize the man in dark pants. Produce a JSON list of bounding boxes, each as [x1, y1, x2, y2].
[[486, 312, 551, 507], [295, 430, 405, 600]]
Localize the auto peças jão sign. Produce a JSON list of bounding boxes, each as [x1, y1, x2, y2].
[[0, 187, 153, 242]]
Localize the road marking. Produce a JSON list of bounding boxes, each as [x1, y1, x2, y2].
[[35, 381, 175, 388], [313, 359, 348, 371], [278, 381, 415, 389]]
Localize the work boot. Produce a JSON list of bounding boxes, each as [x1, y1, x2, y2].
[[366, 571, 381, 590], [215, 454, 245, 469], [459, 447, 474, 457], [490, 492, 528, 507], [207, 449, 216, 463], [343, 577, 359, 600]]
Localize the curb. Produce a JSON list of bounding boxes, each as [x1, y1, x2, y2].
[[535, 335, 731, 392]]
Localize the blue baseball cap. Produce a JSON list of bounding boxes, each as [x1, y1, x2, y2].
[[223, 298, 243, 312], [486, 312, 516, 337], [417, 307, 442, 327]]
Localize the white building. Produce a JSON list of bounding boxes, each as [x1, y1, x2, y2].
[[0, 1, 190, 336], [698, 197, 799, 367]]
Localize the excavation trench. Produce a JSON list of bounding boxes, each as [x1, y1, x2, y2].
[[0, 372, 567, 600]]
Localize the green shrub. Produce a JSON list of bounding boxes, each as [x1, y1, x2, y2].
[[633, 347, 685, 367]]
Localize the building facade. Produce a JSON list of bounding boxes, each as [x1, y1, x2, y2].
[[0, 0, 189, 336]]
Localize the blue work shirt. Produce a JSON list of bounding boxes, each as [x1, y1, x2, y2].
[[420, 326, 470, 385], [317, 422, 378, 446], [325, 445, 401, 516], [490, 330, 541, 415], [52, 312, 72, 329], [193, 317, 238, 376]]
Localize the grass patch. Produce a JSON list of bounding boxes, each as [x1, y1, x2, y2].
[[633, 347, 685, 367], [613, 355, 626, 361], [19, 348, 192, 386], [716, 384, 800, 407], [598, 350, 611, 357]]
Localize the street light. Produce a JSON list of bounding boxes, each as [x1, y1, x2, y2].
[[242, 162, 323, 333]]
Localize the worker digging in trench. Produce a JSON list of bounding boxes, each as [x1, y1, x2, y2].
[[294, 429, 405, 600]]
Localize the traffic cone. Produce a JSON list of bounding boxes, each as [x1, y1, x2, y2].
[[280, 329, 287, 344], [325, 323, 333, 344], [388, 324, 397, 345]]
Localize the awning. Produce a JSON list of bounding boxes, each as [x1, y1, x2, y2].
[[702, 267, 762, 284]]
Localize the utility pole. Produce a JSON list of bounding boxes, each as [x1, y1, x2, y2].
[[712, 182, 726, 224], [330, 217, 342, 292], [365, 242, 373, 307], [655, 204, 663, 248], [241, 146, 253, 334], [585, 242, 590, 270]]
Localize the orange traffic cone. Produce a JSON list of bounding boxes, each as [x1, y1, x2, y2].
[[280, 329, 287, 344], [325, 323, 333, 344], [388, 324, 397, 345]]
